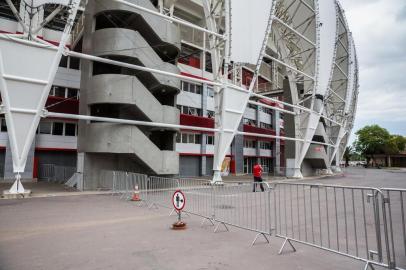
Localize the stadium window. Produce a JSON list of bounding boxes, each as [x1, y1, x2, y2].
[[51, 86, 66, 98], [69, 57, 80, 70], [181, 81, 189, 92], [206, 135, 214, 145], [187, 134, 195, 144], [207, 87, 214, 98], [67, 88, 79, 99], [1, 118, 7, 132], [176, 133, 181, 143], [260, 122, 272, 129], [52, 122, 64, 136], [59, 56, 68, 68], [194, 134, 201, 144], [261, 107, 272, 114], [181, 133, 187, 143], [39, 122, 52, 134], [243, 118, 256, 126], [244, 139, 256, 149], [65, 123, 77, 136], [195, 85, 202, 94], [182, 81, 202, 95], [259, 141, 271, 150]]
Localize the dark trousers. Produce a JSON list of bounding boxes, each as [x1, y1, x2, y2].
[[253, 176, 265, 192]]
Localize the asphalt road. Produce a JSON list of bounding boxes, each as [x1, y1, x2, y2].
[[0, 167, 404, 270]]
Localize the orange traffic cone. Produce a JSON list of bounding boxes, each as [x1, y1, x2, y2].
[[131, 185, 141, 201]]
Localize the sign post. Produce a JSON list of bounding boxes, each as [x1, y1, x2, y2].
[[171, 190, 186, 230]]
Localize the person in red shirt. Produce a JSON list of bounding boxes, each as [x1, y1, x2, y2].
[[253, 163, 265, 192]]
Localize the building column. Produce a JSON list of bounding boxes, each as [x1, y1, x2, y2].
[[201, 83, 208, 176], [255, 105, 261, 164], [232, 121, 244, 174], [273, 110, 281, 173]]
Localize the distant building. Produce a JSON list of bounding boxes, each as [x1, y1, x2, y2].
[[367, 150, 406, 168]]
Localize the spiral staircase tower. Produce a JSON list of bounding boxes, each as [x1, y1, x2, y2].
[[78, 0, 181, 188]]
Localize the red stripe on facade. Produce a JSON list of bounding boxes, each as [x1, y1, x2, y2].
[[180, 72, 210, 82], [35, 147, 77, 152], [46, 96, 79, 115], [180, 114, 214, 129], [180, 153, 233, 157], [243, 124, 276, 141], [0, 30, 71, 48]]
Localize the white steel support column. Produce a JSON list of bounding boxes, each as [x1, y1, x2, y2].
[[292, 0, 339, 178], [0, 0, 80, 194], [211, 0, 277, 183]]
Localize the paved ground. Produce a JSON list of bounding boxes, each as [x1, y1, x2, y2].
[[0, 167, 404, 270], [297, 167, 406, 188], [0, 182, 111, 199]]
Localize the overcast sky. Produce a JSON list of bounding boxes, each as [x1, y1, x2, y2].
[[338, 0, 406, 142]]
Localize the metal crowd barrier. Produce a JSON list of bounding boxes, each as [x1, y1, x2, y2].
[[146, 176, 180, 209], [271, 182, 404, 270], [381, 188, 406, 269], [212, 182, 272, 244], [39, 164, 76, 182], [178, 178, 213, 220], [95, 170, 406, 269]]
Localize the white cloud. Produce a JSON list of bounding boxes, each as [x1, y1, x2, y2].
[[339, 0, 406, 141]]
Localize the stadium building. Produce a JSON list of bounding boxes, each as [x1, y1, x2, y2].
[[0, 0, 359, 189]]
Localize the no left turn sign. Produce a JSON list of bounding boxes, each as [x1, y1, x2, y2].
[[172, 190, 186, 211]]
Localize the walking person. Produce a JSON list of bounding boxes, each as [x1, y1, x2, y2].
[[253, 163, 265, 192]]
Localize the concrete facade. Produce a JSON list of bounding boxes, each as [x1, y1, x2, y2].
[[78, 0, 181, 186]]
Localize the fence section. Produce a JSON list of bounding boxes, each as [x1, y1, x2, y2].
[[91, 170, 405, 270], [272, 182, 400, 270], [382, 188, 406, 269], [212, 182, 272, 237], [178, 178, 213, 219], [39, 164, 76, 182]]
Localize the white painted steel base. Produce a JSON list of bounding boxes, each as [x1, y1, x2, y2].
[[8, 174, 25, 194], [211, 170, 223, 184], [289, 168, 303, 179], [331, 166, 342, 173], [2, 189, 31, 198], [325, 168, 334, 175]]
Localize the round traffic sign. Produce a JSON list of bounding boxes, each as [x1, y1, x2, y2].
[[172, 190, 186, 211]]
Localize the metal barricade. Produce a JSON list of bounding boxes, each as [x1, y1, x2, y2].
[[97, 173, 405, 269], [178, 178, 213, 221], [39, 164, 75, 182], [54, 165, 76, 183], [146, 176, 179, 209], [381, 188, 406, 270], [212, 182, 272, 245], [39, 164, 55, 181], [272, 182, 396, 270]]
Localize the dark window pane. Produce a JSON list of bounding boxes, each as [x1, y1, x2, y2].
[[1, 119, 7, 132], [181, 133, 187, 143], [59, 56, 68, 68], [54, 86, 65, 97], [65, 123, 76, 136], [67, 88, 78, 98], [69, 57, 80, 70], [40, 122, 52, 134], [52, 122, 64, 136]]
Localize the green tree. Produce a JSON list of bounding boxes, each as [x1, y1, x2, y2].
[[386, 135, 406, 154], [353, 125, 391, 165]]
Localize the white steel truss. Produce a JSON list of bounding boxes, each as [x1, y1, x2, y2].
[[0, 0, 359, 191]]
